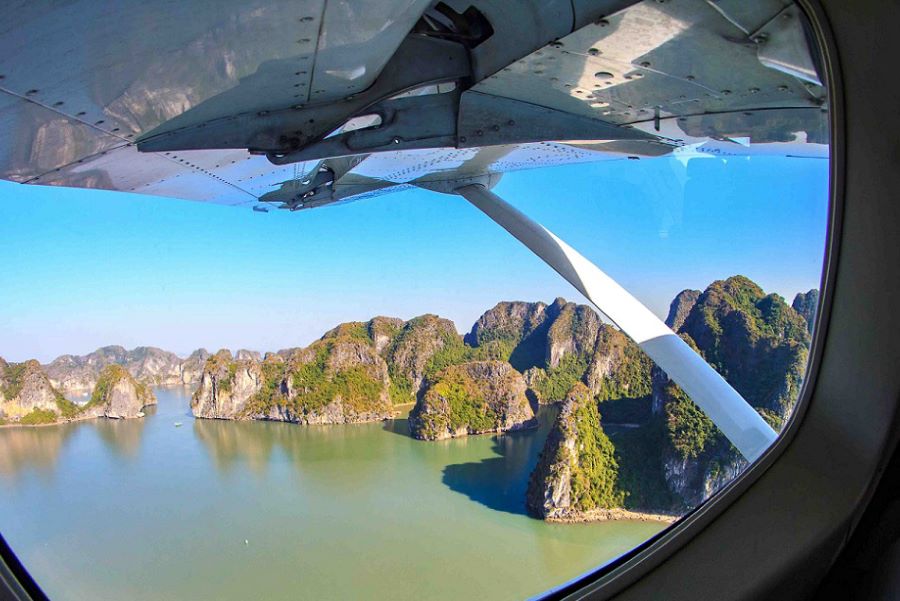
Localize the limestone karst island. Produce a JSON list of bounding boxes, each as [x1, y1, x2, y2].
[[1, 275, 816, 522]]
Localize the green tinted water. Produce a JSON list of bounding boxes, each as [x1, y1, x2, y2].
[[0, 388, 666, 600]]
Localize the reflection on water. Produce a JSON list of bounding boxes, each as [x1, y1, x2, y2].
[[193, 417, 290, 475], [0, 392, 165, 476], [93, 406, 153, 459], [0, 387, 665, 601], [0, 425, 75, 479]]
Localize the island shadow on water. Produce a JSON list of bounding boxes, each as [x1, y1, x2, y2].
[[440, 407, 558, 517], [381, 415, 412, 438]]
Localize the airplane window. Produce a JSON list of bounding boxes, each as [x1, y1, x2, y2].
[[0, 1, 829, 600]]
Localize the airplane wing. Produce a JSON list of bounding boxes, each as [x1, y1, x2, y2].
[[0, 0, 826, 211]]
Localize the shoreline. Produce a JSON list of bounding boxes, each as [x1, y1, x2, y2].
[[546, 508, 679, 524]]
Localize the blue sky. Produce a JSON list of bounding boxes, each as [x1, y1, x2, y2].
[[0, 155, 829, 363]]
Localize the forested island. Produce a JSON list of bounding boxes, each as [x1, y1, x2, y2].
[[0, 276, 818, 520]]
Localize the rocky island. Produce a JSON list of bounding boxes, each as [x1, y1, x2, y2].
[[525, 275, 814, 519], [408, 360, 535, 440], [1, 360, 155, 424], [2, 274, 819, 524], [526, 382, 622, 520], [0, 359, 79, 425], [192, 325, 396, 424], [43, 345, 211, 395], [80, 364, 157, 419]]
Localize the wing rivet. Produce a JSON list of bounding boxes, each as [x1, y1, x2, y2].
[[476, 130, 483, 136], [492, 125, 500, 132]]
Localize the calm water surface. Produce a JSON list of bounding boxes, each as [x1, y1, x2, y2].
[[0, 388, 666, 600]]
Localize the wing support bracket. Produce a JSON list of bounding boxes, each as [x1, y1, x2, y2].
[[136, 35, 471, 156], [269, 89, 662, 164]]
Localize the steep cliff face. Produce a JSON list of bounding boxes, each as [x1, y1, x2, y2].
[[584, 326, 654, 425], [45, 345, 205, 394], [678, 275, 809, 421], [367, 317, 404, 355], [191, 350, 263, 419], [277, 328, 393, 424], [180, 348, 211, 385], [665, 289, 701, 331], [656, 275, 810, 506], [81, 364, 157, 419], [521, 276, 813, 514], [464, 300, 554, 370], [385, 314, 463, 401], [44, 345, 128, 394], [191, 329, 394, 425], [0, 359, 78, 424], [408, 361, 536, 440], [792, 289, 819, 334], [545, 300, 602, 369], [466, 297, 602, 370], [234, 349, 262, 362], [123, 347, 185, 386], [468, 299, 651, 408], [526, 383, 622, 519]]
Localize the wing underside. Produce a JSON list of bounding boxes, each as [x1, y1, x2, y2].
[[0, 0, 827, 210]]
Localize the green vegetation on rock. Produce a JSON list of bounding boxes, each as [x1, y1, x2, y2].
[[608, 419, 676, 511], [178, 276, 813, 518], [532, 353, 589, 404], [663, 382, 716, 461], [1, 361, 30, 401], [387, 368, 414, 405], [423, 331, 471, 379], [679, 275, 809, 417], [20, 408, 58, 425], [0, 360, 79, 424], [54, 393, 79, 420], [431, 366, 496, 433], [409, 361, 534, 440], [568, 388, 624, 511], [82, 363, 155, 415], [526, 383, 623, 518], [243, 358, 288, 415]]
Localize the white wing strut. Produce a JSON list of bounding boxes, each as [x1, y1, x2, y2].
[[455, 183, 777, 462]]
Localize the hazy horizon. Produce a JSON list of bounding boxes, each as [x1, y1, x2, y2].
[[1, 155, 828, 363]]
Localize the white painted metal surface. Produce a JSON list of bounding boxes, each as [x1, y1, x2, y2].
[[0, 0, 429, 185], [0, 0, 828, 211], [456, 182, 778, 462]]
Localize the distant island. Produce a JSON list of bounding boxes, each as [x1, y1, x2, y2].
[[0, 276, 818, 522]]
